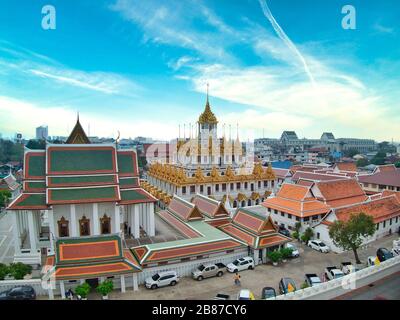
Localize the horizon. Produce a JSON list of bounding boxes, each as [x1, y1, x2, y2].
[[0, 0, 399, 141]]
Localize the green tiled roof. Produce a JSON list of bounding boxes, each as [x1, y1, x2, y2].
[[117, 152, 137, 175], [119, 177, 139, 187], [27, 153, 45, 178], [120, 189, 151, 202], [48, 175, 116, 186], [8, 193, 47, 209], [48, 186, 119, 203], [48, 148, 115, 173], [25, 181, 46, 190]]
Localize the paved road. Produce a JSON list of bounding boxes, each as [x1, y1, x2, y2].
[[0, 211, 15, 264], [336, 271, 400, 300]]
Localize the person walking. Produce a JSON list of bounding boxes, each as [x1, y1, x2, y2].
[[234, 272, 241, 286]]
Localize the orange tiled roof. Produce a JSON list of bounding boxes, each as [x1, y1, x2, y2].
[[335, 195, 400, 224], [335, 162, 357, 172], [277, 183, 310, 201], [382, 190, 400, 203]]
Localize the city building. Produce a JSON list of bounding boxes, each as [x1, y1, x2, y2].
[[314, 193, 400, 253], [357, 164, 400, 194], [36, 125, 48, 140]]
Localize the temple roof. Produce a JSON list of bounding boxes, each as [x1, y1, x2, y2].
[[66, 116, 90, 144], [198, 88, 218, 124]]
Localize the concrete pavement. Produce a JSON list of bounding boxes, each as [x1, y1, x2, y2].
[[0, 211, 15, 264], [106, 233, 399, 300]]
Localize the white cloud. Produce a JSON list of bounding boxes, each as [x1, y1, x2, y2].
[[373, 23, 395, 35]]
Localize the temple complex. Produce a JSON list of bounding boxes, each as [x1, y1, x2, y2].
[[144, 90, 277, 209]]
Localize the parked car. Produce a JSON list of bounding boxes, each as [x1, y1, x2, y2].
[[226, 257, 254, 273], [278, 226, 290, 237], [324, 266, 344, 280], [341, 262, 360, 274], [367, 256, 377, 267], [213, 293, 230, 300], [308, 240, 330, 253], [237, 289, 255, 300], [0, 286, 36, 300], [376, 248, 394, 262], [279, 278, 297, 294], [145, 271, 179, 289], [286, 243, 299, 258], [192, 263, 226, 281], [305, 274, 322, 287], [261, 287, 276, 299]]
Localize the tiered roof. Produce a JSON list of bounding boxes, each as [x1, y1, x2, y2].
[[190, 194, 231, 227], [131, 196, 244, 266], [8, 142, 155, 210], [313, 179, 368, 208], [42, 234, 140, 280], [262, 183, 331, 217], [218, 208, 290, 249]]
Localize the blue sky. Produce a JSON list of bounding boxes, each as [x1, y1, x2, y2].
[[0, 0, 399, 141]]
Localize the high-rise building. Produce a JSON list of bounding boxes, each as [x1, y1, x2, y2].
[[36, 125, 48, 140]]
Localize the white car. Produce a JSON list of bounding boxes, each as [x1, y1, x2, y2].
[[145, 271, 179, 289], [226, 257, 254, 273], [237, 289, 255, 300], [308, 240, 330, 253], [286, 243, 300, 257]]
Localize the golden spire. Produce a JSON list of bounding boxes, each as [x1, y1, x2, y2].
[[198, 83, 218, 125]]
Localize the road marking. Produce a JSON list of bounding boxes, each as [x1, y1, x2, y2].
[[0, 235, 6, 247]]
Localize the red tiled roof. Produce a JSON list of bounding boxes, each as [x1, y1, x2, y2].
[[168, 196, 203, 221], [335, 196, 400, 224], [335, 162, 357, 172], [381, 190, 400, 204], [158, 210, 201, 238], [292, 171, 349, 182], [315, 179, 367, 208], [358, 168, 400, 188], [191, 194, 229, 219], [258, 234, 290, 247]]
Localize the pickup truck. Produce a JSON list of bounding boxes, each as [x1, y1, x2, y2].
[[305, 273, 322, 287], [324, 266, 344, 281], [341, 262, 360, 274], [192, 263, 226, 281]]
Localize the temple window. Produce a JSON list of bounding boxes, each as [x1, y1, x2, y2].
[[100, 214, 111, 234], [222, 183, 226, 191], [79, 215, 90, 236], [236, 182, 240, 189], [58, 216, 69, 237], [182, 186, 187, 194], [230, 183, 234, 191], [200, 185, 204, 192], [244, 182, 248, 189], [215, 184, 219, 192], [190, 185, 195, 194]]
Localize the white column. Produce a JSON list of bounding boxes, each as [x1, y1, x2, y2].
[[47, 209, 55, 254], [133, 205, 140, 239], [253, 249, 260, 266], [60, 281, 66, 299], [70, 204, 77, 237], [28, 211, 37, 252], [120, 275, 126, 293], [48, 287, 54, 300], [93, 203, 99, 235], [114, 205, 120, 234], [132, 273, 138, 291], [148, 202, 155, 237], [12, 212, 21, 254]]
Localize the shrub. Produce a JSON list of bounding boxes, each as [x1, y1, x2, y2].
[[301, 281, 309, 289], [280, 247, 293, 260], [267, 250, 282, 263], [9, 263, 32, 280], [292, 231, 299, 240], [96, 280, 114, 297], [75, 282, 91, 299], [0, 263, 9, 280], [301, 227, 314, 244], [294, 222, 302, 233]]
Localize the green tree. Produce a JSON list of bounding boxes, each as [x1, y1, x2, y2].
[[395, 161, 400, 168], [371, 151, 386, 165], [26, 139, 46, 150], [356, 158, 369, 167], [96, 280, 114, 298], [344, 148, 359, 158], [9, 262, 32, 280], [328, 212, 375, 264], [0, 263, 9, 280], [75, 282, 91, 299], [0, 190, 12, 208], [301, 227, 314, 244]]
